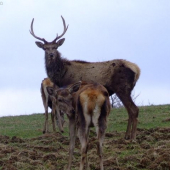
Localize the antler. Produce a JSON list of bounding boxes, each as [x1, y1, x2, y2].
[[52, 16, 69, 43], [30, 16, 68, 43], [30, 18, 48, 44]]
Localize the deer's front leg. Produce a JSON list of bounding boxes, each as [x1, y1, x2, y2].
[[55, 107, 64, 133], [67, 116, 76, 170]]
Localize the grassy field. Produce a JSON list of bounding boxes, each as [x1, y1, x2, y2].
[[0, 104, 170, 138], [0, 104, 170, 170]]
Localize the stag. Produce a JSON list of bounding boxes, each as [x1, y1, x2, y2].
[[41, 78, 64, 133], [30, 16, 140, 140], [46, 81, 111, 170]]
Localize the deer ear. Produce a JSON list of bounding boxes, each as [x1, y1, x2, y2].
[[68, 81, 82, 94], [56, 38, 65, 47], [35, 41, 44, 49], [46, 87, 54, 96]]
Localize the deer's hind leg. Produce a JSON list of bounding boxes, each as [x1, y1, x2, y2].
[[116, 92, 139, 140], [78, 114, 91, 170], [93, 106, 107, 170], [43, 101, 49, 134]]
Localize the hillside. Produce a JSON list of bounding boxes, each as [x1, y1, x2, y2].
[[0, 105, 170, 169]]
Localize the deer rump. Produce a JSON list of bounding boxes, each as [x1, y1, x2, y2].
[[73, 83, 110, 130]]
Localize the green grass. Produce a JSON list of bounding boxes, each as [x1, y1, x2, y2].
[[0, 104, 170, 139], [138, 105, 170, 129], [0, 104, 170, 170], [108, 104, 170, 133], [0, 114, 44, 138]]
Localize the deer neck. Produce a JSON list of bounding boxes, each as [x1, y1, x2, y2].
[[45, 51, 67, 86]]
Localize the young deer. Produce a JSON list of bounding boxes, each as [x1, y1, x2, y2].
[[47, 81, 111, 170], [41, 78, 64, 133]]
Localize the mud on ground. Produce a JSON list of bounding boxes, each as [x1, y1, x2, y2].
[[0, 127, 170, 170]]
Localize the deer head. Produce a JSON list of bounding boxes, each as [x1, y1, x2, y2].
[[30, 16, 68, 60], [46, 81, 82, 118]]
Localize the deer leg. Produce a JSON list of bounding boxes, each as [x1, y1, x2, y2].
[[55, 107, 64, 133], [78, 128, 89, 170], [97, 130, 105, 170], [131, 112, 138, 140], [43, 103, 49, 134], [85, 129, 89, 170], [94, 113, 106, 170], [125, 116, 132, 140], [56, 110, 65, 132], [60, 110, 65, 126], [116, 92, 139, 140], [51, 104, 56, 132], [78, 114, 90, 170], [67, 117, 76, 170], [127, 103, 138, 141]]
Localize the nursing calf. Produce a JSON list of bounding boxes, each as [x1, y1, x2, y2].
[[47, 81, 111, 170]]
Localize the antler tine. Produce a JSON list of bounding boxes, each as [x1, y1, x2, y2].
[[52, 16, 69, 43], [30, 18, 48, 43]]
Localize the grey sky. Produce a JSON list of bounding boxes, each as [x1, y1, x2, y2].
[[0, 0, 170, 117]]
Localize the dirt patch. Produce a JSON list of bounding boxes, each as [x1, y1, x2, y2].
[[162, 118, 170, 122], [0, 128, 170, 169]]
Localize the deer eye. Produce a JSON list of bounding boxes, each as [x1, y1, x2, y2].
[[58, 98, 63, 102], [44, 47, 49, 50]]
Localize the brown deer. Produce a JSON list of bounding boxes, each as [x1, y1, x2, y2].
[[46, 81, 111, 170], [41, 78, 64, 133], [30, 16, 140, 140]]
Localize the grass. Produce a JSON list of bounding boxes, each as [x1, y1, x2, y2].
[[0, 104, 170, 170], [108, 104, 170, 133], [0, 104, 170, 138], [0, 114, 44, 138], [138, 105, 170, 129]]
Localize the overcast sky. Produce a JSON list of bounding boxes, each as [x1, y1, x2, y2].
[[0, 0, 170, 117]]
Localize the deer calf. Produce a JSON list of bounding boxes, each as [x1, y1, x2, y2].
[[47, 81, 111, 170], [41, 78, 64, 133]]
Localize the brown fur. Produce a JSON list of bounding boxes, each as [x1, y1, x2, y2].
[[40, 78, 64, 133], [47, 82, 111, 170], [30, 17, 140, 140], [76, 83, 110, 170]]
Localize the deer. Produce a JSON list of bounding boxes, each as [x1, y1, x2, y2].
[[30, 16, 141, 140], [46, 81, 111, 170], [41, 78, 64, 134]]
